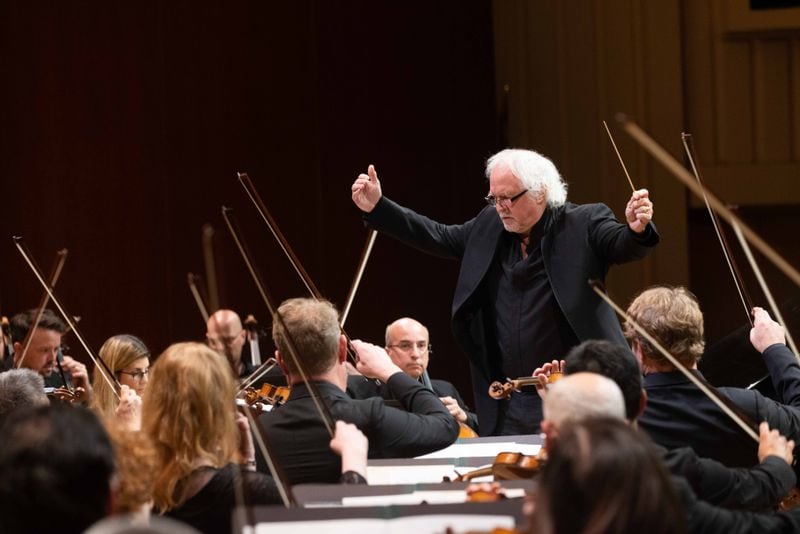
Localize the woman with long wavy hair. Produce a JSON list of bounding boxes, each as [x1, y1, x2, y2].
[[141, 342, 280, 534]]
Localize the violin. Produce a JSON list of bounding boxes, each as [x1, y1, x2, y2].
[[488, 373, 563, 400], [45, 386, 87, 404], [242, 382, 291, 407], [446, 451, 546, 482]]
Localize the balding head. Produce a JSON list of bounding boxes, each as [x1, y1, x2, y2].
[[385, 317, 430, 379], [543, 372, 626, 431], [205, 309, 246, 373]]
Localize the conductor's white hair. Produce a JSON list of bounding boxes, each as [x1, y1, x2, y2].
[[485, 149, 567, 208], [543, 372, 626, 428]]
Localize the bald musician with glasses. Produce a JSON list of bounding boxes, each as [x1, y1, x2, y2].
[[351, 148, 659, 436], [349, 317, 479, 433]]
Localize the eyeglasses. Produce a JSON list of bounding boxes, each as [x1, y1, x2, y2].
[[118, 368, 149, 381], [484, 189, 529, 208], [386, 341, 432, 354]]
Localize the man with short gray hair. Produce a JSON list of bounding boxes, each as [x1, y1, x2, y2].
[[0, 369, 49, 420]]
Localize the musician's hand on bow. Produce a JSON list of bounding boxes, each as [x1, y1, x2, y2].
[[114, 384, 142, 431], [532, 359, 566, 399], [758, 421, 795, 466], [351, 164, 382, 213], [750, 307, 786, 354], [235, 411, 257, 470], [330, 420, 369, 481], [625, 188, 653, 234]]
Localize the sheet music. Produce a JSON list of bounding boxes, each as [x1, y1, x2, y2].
[[251, 514, 515, 534], [415, 441, 541, 459]]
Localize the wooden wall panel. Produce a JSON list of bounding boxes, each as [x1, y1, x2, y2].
[[492, 0, 689, 305]]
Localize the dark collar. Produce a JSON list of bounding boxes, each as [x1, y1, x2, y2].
[[287, 380, 348, 401], [643, 369, 705, 388]]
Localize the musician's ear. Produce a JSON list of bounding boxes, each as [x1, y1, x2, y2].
[[275, 350, 288, 374], [12, 342, 22, 364]]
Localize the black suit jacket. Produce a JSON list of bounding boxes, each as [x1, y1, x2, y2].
[[256, 372, 459, 485], [640, 343, 800, 469], [366, 197, 659, 434], [347, 375, 479, 432]]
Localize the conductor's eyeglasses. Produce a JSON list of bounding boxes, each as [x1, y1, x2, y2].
[[485, 189, 529, 208]]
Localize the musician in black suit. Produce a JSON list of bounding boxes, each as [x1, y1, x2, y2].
[[627, 286, 800, 469], [351, 148, 659, 435], [348, 317, 479, 432], [256, 298, 459, 485]]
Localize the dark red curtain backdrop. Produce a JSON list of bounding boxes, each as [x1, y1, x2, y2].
[[0, 2, 497, 399]]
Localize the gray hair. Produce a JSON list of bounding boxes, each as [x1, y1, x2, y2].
[[485, 149, 567, 207], [0, 369, 49, 418], [544, 372, 626, 428]]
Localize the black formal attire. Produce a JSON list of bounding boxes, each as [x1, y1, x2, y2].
[[660, 445, 795, 511], [164, 464, 280, 534], [257, 372, 459, 484], [347, 373, 479, 432], [673, 475, 800, 533], [365, 197, 659, 435], [640, 343, 800, 469]]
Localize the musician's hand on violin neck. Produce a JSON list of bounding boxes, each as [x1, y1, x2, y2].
[[352, 339, 401, 382], [351, 164, 382, 213], [531, 359, 566, 399], [61, 355, 92, 392], [114, 385, 142, 431], [750, 307, 786, 353]]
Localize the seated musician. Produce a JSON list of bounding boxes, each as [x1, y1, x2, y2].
[[206, 309, 253, 379], [0, 404, 116, 534], [624, 286, 800, 469], [90, 334, 150, 430], [348, 317, 478, 433], [143, 342, 369, 534], [0, 368, 49, 421], [257, 298, 459, 484], [8, 308, 92, 398], [542, 371, 800, 532], [562, 339, 797, 511], [534, 416, 685, 534]]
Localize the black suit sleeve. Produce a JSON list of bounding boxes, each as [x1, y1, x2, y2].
[[365, 196, 476, 260], [674, 475, 800, 533], [664, 447, 795, 511], [366, 372, 459, 457], [764, 343, 800, 409]]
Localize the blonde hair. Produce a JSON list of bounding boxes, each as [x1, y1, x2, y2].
[[623, 286, 705, 369], [91, 334, 150, 419], [272, 298, 341, 377], [141, 342, 239, 512]]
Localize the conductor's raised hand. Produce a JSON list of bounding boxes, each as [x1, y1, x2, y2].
[[351, 164, 382, 213], [625, 188, 653, 234]]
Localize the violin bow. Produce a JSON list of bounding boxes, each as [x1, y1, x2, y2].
[[15, 248, 67, 370], [201, 223, 221, 313], [187, 272, 211, 324], [13, 237, 121, 397], [603, 120, 637, 193], [221, 206, 336, 437], [682, 134, 754, 326], [589, 280, 759, 442], [732, 223, 800, 359], [682, 134, 799, 364], [618, 116, 800, 289], [340, 230, 377, 328], [236, 172, 360, 364], [238, 357, 279, 393]]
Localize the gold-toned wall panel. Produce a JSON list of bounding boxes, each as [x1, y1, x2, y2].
[[685, 0, 800, 206]]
